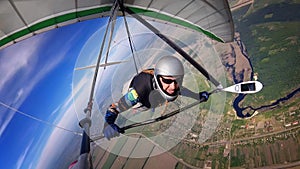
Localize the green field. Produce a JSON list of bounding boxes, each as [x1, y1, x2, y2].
[[170, 1, 300, 168], [232, 1, 300, 107], [228, 1, 300, 167]]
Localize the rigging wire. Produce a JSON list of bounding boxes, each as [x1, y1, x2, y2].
[[73, 2, 122, 167], [124, 7, 222, 88], [86, 0, 119, 111], [103, 3, 118, 69], [119, 0, 140, 74], [0, 100, 82, 136]]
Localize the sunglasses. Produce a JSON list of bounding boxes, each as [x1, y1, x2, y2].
[[160, 76, 181, 84]]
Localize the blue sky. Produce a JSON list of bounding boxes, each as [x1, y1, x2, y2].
[[0, 16, 177, 169], [0, 15, 225, 168], [0, 18, 108, 169]]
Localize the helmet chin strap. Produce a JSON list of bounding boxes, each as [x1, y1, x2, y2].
[[152, 77, 157, 90]]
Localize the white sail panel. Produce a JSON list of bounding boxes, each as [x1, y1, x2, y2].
[[0, 0, 234, 49]]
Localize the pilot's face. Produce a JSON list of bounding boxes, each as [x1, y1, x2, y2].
[[159, 76, 179, 95]]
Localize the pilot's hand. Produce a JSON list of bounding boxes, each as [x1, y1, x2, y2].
[[103, 107, 124, 140], [103, 123, 124, 140], [199, 91, 209, 102]]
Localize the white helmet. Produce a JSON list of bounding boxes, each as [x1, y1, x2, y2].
[[154, 56, 184, 101]]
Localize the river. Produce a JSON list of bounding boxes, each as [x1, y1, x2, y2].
[[230, 38, 300, 119]]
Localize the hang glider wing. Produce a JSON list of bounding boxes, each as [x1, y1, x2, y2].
[[0, 0, 234, 50]]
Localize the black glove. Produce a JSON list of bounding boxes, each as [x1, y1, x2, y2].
[[103, 107, 124, 140], [105, 107, 119, 124], [199, 91, 209, 102]]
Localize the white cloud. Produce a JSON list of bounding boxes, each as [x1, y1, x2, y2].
[[15, 138, 34, 169], [2, 18, 184, 168], [0, 37, 43, 137], [33, 22, 137, 168], [0, 32, 73, 138], [16, 89, 24, 102], [35, 91, 82, 169], [0, 21, 103, 169], [0, 37, 39, 92], [35, 59, 97, 169], [0, 108, 14, 137]]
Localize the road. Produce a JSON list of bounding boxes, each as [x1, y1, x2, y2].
[[180, 125, 300, 147]]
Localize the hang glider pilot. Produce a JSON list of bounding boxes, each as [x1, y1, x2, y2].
[[103, 56, 209, 140]]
